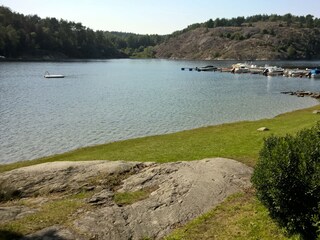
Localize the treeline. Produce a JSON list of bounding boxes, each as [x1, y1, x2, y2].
[[0, 6, 164, 59], [105, 32, 164, 58], [171, 13, 320, 38]]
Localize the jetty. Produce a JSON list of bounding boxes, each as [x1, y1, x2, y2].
[[181, 63, 320, 79], [281, 91, 320, 99]]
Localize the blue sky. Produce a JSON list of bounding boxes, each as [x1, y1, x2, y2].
[[1, 0, 320, 34]]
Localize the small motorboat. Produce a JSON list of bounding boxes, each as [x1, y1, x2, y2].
[[284, 69, 308, 77], [195, 65, 217, 72], [231, 63, 249, 73], [263, 66, 284, 76], [309, 69, 320, 79], [44, 71, 65, 78]]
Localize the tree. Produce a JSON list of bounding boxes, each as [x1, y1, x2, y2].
[[5, 25, 20, 56], [283, 13, 293, 26], [235, 16, 245, 26], [287, 45, 296, 59], [306, 14, 314, 28], [205, 19, 214, 28]]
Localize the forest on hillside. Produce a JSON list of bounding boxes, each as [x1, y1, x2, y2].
[[171, 13, 320, 38], [0, 6, 163, 59], [1, 5, 320, 60]]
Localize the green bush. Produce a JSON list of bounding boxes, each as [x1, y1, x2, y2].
[[252, 123, 320, 239]]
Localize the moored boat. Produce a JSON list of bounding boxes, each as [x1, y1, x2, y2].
[[263, 66, 284, 76], [308, 69, 320, 79], [44, 71, 65, 78], [195, 65, 218, 71], [231, 63, 249, 73], [283, 68, 308, 77]]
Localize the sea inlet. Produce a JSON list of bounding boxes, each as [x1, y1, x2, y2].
[[1, 59, 320, 163]]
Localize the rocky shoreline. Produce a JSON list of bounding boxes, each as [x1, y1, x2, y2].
[[0, 158, 252, 240], [281, 91, 320, 99]]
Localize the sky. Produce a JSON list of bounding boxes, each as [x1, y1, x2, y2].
[[1, 0, 320, 35]]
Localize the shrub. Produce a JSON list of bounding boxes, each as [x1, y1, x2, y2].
[[252, 123, 320, 239]]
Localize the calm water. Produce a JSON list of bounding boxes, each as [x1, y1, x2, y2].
[[1, 59, 320, 164]]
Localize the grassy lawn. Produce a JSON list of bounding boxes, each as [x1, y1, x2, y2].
[[165, 188, 299, 240], [1, 104, 319, 173]]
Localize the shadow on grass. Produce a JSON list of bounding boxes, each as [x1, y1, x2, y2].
[[0, 228, 69, 240], [0, 230, 23, 240]]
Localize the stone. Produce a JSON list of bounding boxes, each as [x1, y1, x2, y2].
[[23, 225, 81, 240], [312, 110, 320, 114], [87, 189, 114, 206], [257, 127, 269, 131], [0, 206, 37, 223]]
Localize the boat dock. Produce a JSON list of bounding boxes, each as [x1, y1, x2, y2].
[[181, 64, 319, 78]]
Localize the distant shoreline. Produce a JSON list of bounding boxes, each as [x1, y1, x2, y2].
[[1, 57, 320, 69], [0, 56, 128, 62]]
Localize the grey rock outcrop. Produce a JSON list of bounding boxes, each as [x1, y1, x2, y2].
[[0, 158, 253, 240]]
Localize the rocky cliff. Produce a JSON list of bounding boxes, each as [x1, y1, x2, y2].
[[155, 22, 320, 60]]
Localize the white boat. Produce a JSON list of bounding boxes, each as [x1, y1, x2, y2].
[[248, 65, 264, 74], [284, 69, 308, 77], [44, 71, 65, 78], [263, 66, 284, 76], [232, 63, 249, 73]]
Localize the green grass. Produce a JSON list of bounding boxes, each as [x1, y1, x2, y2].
[[114, 189, 151, 206], [164, 189, 300, 240], [1, 104, 319, 173], [0, 192, 89, 237], [114, 186, 158, 206], [114, 190, 147, 205]]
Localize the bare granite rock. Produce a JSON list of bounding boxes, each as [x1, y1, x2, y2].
[[0, 206, 37, 223], [0, 160, 146, 198], [0, 158, 253, 240], [22, 225, 81, 240]]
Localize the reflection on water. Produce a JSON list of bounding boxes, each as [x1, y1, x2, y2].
[[0, 59, 320, 163]]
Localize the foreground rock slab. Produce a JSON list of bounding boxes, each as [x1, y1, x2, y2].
[[0, 158, 253, 240]]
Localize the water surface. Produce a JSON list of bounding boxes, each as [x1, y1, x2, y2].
[[1, 59, 320, 163]]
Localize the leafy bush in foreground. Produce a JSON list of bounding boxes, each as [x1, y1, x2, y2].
[[252, 123, 320, 239]]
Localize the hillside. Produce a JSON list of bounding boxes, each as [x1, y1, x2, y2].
[[0, 6, 163, 59], [2, 7, 320, 61], [155, 22, 320, 60]]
